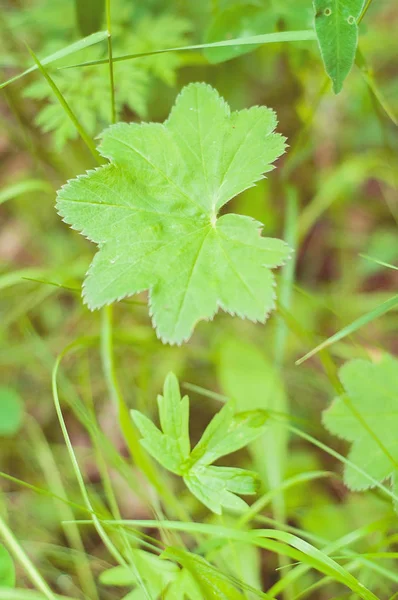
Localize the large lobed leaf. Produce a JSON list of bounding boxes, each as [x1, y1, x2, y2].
[[313, 0, 365, 93], [323, 354, 398, 498], [57, 83, 290, 344]]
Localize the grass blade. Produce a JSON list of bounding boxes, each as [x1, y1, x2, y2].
[[105, 0, 116, 124], [90, 520, 379, 600], [52, 342, 128, 567], [26, 45, 101, 163], [101, 306, 189, 520], [0, 592, 80, 600], [0, 31, 107, 89], [356, 47, 398, 126], [61, 30, 317, 69], [359, 254, 398, 271], [296, 294, 398, 365], [0, 518, 57, 600], [0, 180, 52, 205]]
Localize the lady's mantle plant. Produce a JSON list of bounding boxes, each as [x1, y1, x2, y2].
[[132, 372, 269, 514], [57, 83, 291, 344]]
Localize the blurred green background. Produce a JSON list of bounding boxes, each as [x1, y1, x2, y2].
[[0, 0, 397, 597]]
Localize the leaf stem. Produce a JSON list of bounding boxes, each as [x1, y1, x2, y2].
[[274, 187, 298, 366], [100, 306, 190, 520], [296, 294, 398, 365], [26, 45, 101, 164], [27, 418, 99, 600], [358, 0, 374, 24], [106, 0, 116, 124], [52, 346, 127, 566], [0, 516, 57, 600], [272, 186, 299, 600]]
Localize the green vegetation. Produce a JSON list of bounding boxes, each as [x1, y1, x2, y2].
[[0, 0, 397, 598]]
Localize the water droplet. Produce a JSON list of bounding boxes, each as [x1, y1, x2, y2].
[[324, 7, 332, 16]]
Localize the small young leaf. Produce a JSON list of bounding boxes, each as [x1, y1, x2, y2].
[[184, 465, 260, 514], [99, 549, 179, 598], [157, 373, 191, 461], [132, 373, 268, 513], [313, 0, 365, 93], [0, 388, 23, 436], [0, 544, 15, 588], [131, 372, 190, 475], [323, 354, 398, 496], [189, 402, 269, 466], [131, 410, 184, 475], [57, 82, 290, 344]]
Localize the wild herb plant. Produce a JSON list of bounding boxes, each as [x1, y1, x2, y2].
[[0, 0, 397, 599], [56, 83, 290, 343], [132, 372, 269, 514]]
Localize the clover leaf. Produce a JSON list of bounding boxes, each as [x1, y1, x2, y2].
[[323, 354, 398, 499], [57, 83, 290, 344], [132, 373, 269, 514]]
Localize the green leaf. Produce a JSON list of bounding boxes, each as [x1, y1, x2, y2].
[[204, 3, 275, 64], [99, 549, 178, 598], [131, 373, 190, 475], [323, 355, 398, 496], [189, 401, 268, 466], [184, 465, 260, 514], [0, 544, 15, 588], [164, 567, 202, 600], [0, 388, 23, 437], [313, 0, 366, 93], [132, 372, 268, 513], [163, 548, 246, 599], [56, 83, 290, 344], [131, 411, 183, 475], [158, 372, 191, 460]]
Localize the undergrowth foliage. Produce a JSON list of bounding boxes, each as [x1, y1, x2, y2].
[[12, 2, 192, 148], [1, 0, 398, 598], [323, 354, 398, 499], [57, 83, 291, 343], [132, 373, 269, 514]]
